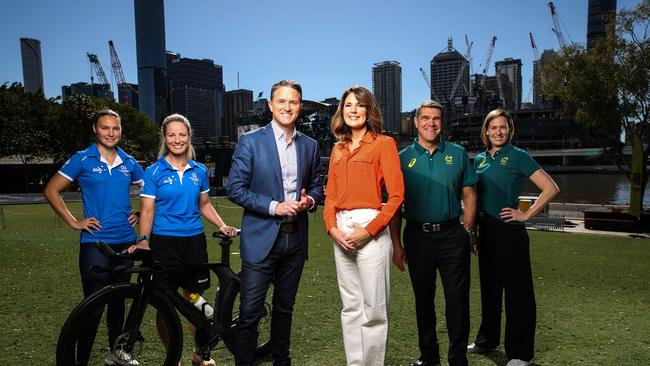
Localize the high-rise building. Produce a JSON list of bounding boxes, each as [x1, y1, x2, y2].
[[533, 49, 557, 107], [134, 0, 168, 123], [587, 0, 617, 49], [61, 82, 113, 100], [224, 89, 253, 141], [495, 58, 522, 110], [430, 38, 469, 105], [20, 38, 44, 94], [372, 61, 402, 133], [122, 83, 139, 110], [167, 52, 225, 143]]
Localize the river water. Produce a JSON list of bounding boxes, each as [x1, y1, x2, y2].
[[522, 173, 649, 206]]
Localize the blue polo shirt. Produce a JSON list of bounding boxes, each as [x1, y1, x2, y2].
[[474, 144, 540, 224], [399, 138, 478, 223], [58, 144, 144, 244], [141, 156, 210, 237]]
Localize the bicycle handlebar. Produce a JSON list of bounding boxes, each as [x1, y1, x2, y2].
[[95, 241, 152, 261], [212, 229, 241, 240]]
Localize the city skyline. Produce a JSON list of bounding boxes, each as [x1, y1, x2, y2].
[[1, 0, 640, 112]]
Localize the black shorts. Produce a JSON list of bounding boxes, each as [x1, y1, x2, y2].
[[150, 233, 210, 293]]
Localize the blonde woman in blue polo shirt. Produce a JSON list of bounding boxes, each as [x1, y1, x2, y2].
[[44, 108, 144, 365], [130, 113, 236, 366], [467, 108, 559, 366]]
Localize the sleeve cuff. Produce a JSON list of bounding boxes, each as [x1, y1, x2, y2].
[[57, 171, 73, 182], [269, 200, 279, 216]]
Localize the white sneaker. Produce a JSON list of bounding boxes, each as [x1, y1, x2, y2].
[[105, 349, 140, 366], [506, 359, 530, 366], [467, 342, 495, 354]]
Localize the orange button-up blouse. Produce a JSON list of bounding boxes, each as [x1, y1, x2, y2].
[[323, 132, 404, 237]]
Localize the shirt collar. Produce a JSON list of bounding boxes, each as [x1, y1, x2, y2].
[[159, 155, 195, 171], [489, 143, 514, 157], [361, 131, 376, 144], [413, 137, 446, 155], [336, 131, 376, 152], [87, 144, 127, 164], [86, 143, 101, 158], [271, 120, 296, 142]]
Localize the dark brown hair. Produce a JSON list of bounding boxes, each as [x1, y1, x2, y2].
[[331, 86, 383, 142]]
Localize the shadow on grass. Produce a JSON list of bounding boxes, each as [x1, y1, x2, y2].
[[470, 349, 508, 365], [471, 350, 539, 366]]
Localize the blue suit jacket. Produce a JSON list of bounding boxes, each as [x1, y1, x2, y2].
[[226, 123, 323, 263]]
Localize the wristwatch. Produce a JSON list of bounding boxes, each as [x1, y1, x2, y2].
[[137, 235, 149, 242]]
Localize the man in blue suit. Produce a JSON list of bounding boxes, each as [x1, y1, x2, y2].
[[226, 80, 323, 366]]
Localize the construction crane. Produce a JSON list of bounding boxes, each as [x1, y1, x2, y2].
[[465, 34, 474, 75], [496, 72, 505, 108], [548, 2, 567, 49], [419, 67, 439, 101], [87, 53, 110, 86], [479, 36, 497, 89], [526, 33, 540, 103], [108, 40, 131, 105], [449, 40, 472, 103], [529, 32, 540, 60]]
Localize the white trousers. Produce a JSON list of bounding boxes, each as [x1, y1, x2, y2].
[[334, 209, 392, 366]]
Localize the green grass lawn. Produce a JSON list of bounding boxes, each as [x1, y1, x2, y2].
[[0, 198, 648, 365]]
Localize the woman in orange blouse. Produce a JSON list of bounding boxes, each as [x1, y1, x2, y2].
[[324, 86, 404, 365]]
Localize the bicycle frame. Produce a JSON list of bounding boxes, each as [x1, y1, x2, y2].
[[93, 236, 242, 352]]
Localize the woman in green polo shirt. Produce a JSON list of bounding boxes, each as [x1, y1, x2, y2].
[[467, 108, 559, 366]]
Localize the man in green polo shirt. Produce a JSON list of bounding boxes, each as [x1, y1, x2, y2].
[[390, 100, 478, 366]]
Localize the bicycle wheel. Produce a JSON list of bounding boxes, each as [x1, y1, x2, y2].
[[219, 276, 272, 361], [57, 283, 183, 366]]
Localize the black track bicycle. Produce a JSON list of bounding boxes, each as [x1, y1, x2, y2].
[[56, 231, 272, 365]]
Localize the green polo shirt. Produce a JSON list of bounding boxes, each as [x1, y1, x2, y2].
[[474, 143, 540, 223], [400, 138, 478, 223]]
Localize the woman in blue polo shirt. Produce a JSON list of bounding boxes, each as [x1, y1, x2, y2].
[[44, 108, 143, 365], [130, 113, 236, 366], [467, 108, 559, 366]]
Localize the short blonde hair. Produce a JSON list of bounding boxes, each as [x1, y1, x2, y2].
[[158, 113, 196, 160], [481, 108, 515, 147]]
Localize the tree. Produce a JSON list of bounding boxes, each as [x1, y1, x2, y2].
[[48, 94, 98, 165], [0, 83, 59, 191], [543, 0, 650, 213], [96, 100, 161, 163], [0, 83, 56, 162], [48, 96, 160, 165]]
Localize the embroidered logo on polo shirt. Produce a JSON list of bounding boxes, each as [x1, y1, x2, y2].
[[189, 172, 199, 185], [118, 165, 129, 176], [408, 158, 416, 168], [444, 155, 453, 165], [163, 177, 174, 185], [500, 156, 509, 166], [92, 166, 104, 174]]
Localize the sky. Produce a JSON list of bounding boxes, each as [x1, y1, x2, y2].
[[1, 0, 641, 112]]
